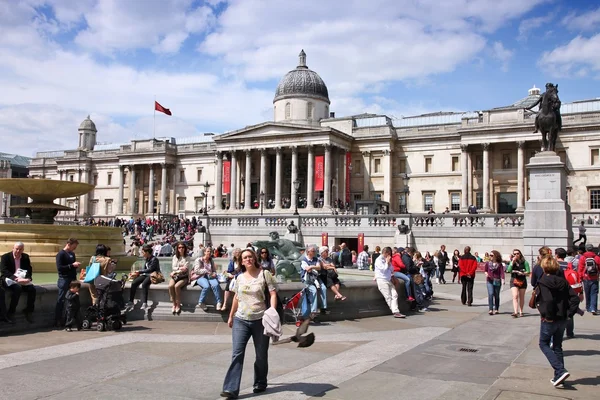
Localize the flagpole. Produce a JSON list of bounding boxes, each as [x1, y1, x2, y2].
[[153, 95, 156, 139]]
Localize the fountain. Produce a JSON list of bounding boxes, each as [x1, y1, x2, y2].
[[0, 178, 135, 273]]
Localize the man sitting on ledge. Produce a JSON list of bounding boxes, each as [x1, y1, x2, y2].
[[1, 242, 36, 324]]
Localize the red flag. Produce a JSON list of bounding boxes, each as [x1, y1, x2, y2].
[[314, 155, 324, 191], [222, 161, 231, 194], [155, 101, 172, 116]]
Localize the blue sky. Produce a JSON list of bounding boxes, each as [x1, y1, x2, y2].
[[0, 0, 599, 156]]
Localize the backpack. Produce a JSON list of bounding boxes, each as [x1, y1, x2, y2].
[[565, 262, 583, 294], [585, 257, 598, 276]]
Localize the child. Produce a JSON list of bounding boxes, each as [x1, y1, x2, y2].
[[65, 281, 81, 332]]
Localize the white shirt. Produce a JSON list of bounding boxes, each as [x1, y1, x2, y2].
[[374, 255, 392, 281]]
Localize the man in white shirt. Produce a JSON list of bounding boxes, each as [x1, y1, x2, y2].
[[152, 243, 162, 257], [374, 247, 405, 318]]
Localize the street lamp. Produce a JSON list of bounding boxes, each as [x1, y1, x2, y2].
[[74, 196, 79, 222], [1, 193, 7, 217], [401, 173, 410, 214], [157, 201, 161, 220], [260, 191, 265, 216], [293, 179, 301, 216], [203, 181, 210, 216]]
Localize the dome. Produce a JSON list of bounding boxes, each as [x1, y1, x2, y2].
[[79, 115, 97, 131], [274, 50, 330, 104]]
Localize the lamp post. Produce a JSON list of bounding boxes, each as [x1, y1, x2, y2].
[[203, 181, 210, 216], [293, 180, 300, 216], [152, 175, 156, 219], [1, 193, 7, 217], [74, 196, 79, 222], [401, 173, 410, 214], [157, 201, 161, 220], [260, 191, 265, 216]]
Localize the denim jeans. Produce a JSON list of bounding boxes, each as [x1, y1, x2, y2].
[[583, 279, 598, 312], [486, 281, 501, 311], [55, 277, 71, 325], [301, 283, 318, 318], [197, 276, 222, 304], [222, 317, 269, 396], [566, 316, 574, 337], [539, 320, 568, 380], [393, 272, 412, 298]]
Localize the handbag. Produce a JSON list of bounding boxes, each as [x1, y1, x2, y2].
[[528, 287, 539, 309], [262, 271, 283, 320], [150, 271, 165, 284], [492, 278, 502, 287], [173, 273, 188, 283], [83, 256, 101, 283], [513, 277, 525, 288]]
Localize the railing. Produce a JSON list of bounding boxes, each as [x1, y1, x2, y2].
[[571, 212, 600, 225]]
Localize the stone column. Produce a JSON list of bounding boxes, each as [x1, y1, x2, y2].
[[516, 141, 525, 212], [117, 166, 124, 215], [160, 164, 167, 214], [230, 151, 238, 209], [148, 165, 155, 216], [274, 147, 282, 211], [259, 149, 267, 202], [129, 166, 136, 215], [324, 144, 332, 208], [460, 144, 468, 212], [383, 149, 392, 203], [306, 146, 314, 210], [291, 146, 298, 211], [215, 152, 223, 211], [244, 150, 252, 210], [482, 143, 491, 212], [362, 151, 371, 199]]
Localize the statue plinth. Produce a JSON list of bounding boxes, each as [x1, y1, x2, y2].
[[523, 151, 573, 262]]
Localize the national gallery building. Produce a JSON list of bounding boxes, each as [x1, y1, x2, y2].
[[29, 51, 600, 222]]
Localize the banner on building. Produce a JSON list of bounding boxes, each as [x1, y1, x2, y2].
[[357, 233, 364, 254], [314, 155, 324, 191], [321, 232, 328, 247], [345, 151, 351, 203], [223, 160, 231, 194]]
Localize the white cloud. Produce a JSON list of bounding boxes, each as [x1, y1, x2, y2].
[[540, 34, 600, 78], [491, 41, 514, 72], [517, 13, 554, 41], [562, 7, 600, 32]]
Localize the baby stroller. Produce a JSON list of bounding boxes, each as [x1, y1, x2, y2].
[[82, 274, 128, 332], [282, 289, 305, 327]]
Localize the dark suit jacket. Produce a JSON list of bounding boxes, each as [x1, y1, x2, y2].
[[1, 252, 33, 287]]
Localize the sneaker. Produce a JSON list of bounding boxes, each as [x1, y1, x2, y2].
[[435, 278, 440, 284], [220, 390, 237, 399], [65, 327, 72, 332], [198, 302, 207, 311], [216, 302, 222, 311], [253, 387, 267, 394], [393, 312, 406, 318], [141, 303, 148, 310], [407, 296, 415, 302], [493, 310, 499, 315], [552, 371, 570, 386], [418, 307, 428, 312]]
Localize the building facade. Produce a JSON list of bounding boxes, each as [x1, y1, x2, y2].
[[29, 51, 600, 222], [0, 153, 31, 217]]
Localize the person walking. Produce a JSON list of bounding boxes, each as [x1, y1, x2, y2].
[[484, 250, 505, 315], [578, 243, 599, 315], [221, 248, 278, 398], [55, 238, 81, 327], [458, 246, 477, 306], [451, 249, 460, 283], [507, 248, 530, 317], [536, 256, 580, 388], [438, 245, 449, 284], [572, 220, 587, 247]]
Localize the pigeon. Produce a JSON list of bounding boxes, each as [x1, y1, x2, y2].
[[273, 318, 315, 348]]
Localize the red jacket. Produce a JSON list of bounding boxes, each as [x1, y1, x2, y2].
[[578, 252, 600, 281], [458, 253, 478, 278], [391, 253, 405, 273]]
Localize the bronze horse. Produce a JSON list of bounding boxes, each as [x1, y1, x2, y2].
[[537, 87, 560, 152]]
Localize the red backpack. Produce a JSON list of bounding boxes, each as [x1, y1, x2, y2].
[[566, 262, 583, 294]]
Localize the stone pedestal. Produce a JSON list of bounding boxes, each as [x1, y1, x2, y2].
[[523, 151, 572, 264], [284, 231, 303, 245], [395, 232, 411, 249]]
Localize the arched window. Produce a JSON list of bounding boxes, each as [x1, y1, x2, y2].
[[285, 103, 291, 119], [307, 102, 313, 119], [325, 105, 329, 118]]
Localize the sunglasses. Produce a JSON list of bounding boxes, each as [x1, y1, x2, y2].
[[178, 246, 185, 249]]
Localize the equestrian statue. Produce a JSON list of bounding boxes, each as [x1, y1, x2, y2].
[[526, 83, 562, 152]]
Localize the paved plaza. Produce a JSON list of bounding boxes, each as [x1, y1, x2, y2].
[[1, 277, 598, 400]]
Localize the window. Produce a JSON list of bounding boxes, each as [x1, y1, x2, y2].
[[497, 192, 517, 214], [105, 200, 113, 215], [450, 192, 460, 211], [475, 155, 483, 171], [307, 102, 313, 119], [352, 159, 361, 175], [179, 170, 185, 183], [425, 157, 432, 173], [398, 193, 407, 213], [91, 201, 98, 215], [107, 173, 112, 186], [374, 193, 382, 201], [196, 169, 202, 182], [195, 197, 203, 212], [423, 192, 434, 212], [374, 158, 381, 173], [178, 198, 185, 211], [353, 194, 362, 201], [475, 191, 483, 210], [93, 174, 98, 186], [69, 175, 74, 181], [591, 189, 600, 209], [502, 154, 511, 169], [398, 159, 406, 174], [122, 200, 127, 214], [592, 149, 599, 166], [285, 103, 291, 119], [135, 173, 139, 185], [451, 156, 459, 172]]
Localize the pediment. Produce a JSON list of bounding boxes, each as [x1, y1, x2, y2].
[[214, 122, 324, 142]]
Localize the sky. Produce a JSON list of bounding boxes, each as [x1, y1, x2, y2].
[[1, 0, 599, 157]]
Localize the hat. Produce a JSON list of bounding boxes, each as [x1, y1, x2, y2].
[[585, 243, 594, 251], [397, 247, 405, 253], [319, 246, 329, 254]]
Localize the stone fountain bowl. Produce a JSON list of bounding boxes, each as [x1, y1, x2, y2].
[[0, 178, 94, 203]]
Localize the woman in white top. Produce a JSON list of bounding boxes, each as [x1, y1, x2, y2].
[[168, 242, 190, 315]]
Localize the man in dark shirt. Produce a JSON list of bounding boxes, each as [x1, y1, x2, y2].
[[55, 238, 81, 327]]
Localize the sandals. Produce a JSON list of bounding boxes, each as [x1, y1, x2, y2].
[[511, 313, 518, 318], [488, 310, 493, 315], [334, 295, 347, 301], [172, 306, 176, 315]]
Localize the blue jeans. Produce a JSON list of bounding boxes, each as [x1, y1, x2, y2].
[[301, 280, 327, 318], [55, 277, 71, 325], [539, 320, 568, 380], [222, 317, 269, 396], [197, 277, 222, 304], [583, 279, 598, 312], [393, 272, 412, 298], [486, 281, 501, 311]]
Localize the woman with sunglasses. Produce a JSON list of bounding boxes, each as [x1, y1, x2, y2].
[[221, 248, 277, 398], [168, 242, 190, 315], [507, 249, 530, 317], [484, 250, 505, 315], [258, 248, 276, 275]]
